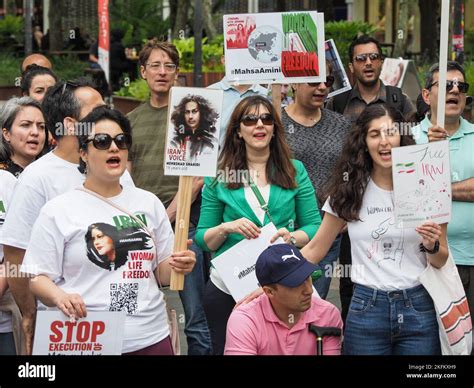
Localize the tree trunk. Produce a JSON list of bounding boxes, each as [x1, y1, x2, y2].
[[48, 0, 64, 50], [317, 0, 335, 21], [172, 0, 189, 39], [419, 0, 439, 62], [202, 0, 216, 40], [393, 0, 417, 57]]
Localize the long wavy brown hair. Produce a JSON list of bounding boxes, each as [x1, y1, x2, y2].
[[324, 104, 415, 221], [218, 95, 296, 189]]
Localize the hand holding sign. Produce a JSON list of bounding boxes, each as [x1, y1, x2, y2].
[[54, 291, 87, 320], [427, 125, 449, 142]]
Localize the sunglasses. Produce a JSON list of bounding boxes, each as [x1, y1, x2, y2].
[[60, 80, 80, 100], [428, 80, 470, 94], [241, 113, 274, 126], [353, 53, 382, 62], [307, 75, 335, 88], [87, 133, 132, 150]]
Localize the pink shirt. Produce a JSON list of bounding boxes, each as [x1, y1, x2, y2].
[[224, 294, 343, 355]]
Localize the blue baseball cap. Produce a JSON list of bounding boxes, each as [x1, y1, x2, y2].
[[256, 243, 318, 287]]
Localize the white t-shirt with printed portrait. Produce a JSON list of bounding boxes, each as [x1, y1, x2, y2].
[[22, 185, 173, 353], [323, 178, 427, 291], [0, 170, 17, 334], [0, 151, 135, 250]]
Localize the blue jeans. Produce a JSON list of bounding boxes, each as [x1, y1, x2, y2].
[[343, 283, 441, 355], [178, 227, 212, 355], [313, 234, 342, 299], [0, 332, 16, 355]]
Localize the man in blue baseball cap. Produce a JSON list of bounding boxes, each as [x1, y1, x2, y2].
[[224, 244, 342, 355]]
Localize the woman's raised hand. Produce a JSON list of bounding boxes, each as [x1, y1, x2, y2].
[[222, 217, 261, 239]]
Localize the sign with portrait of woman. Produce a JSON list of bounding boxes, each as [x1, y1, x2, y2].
[[164, 87, 223, 177]]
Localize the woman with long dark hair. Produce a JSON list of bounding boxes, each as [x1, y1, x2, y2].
[[301, 104, 448, 355], [195, 95, 321, 354], [23, 106, 196, 355]]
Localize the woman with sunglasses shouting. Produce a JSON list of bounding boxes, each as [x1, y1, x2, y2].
[[195, 95, 321, 354], [22, 107, 196, 355]]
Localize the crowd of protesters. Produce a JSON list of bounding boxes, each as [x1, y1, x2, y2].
[[0, 31, 472, 356]]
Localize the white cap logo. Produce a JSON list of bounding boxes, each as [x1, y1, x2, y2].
[[281, 249, 300, 262]]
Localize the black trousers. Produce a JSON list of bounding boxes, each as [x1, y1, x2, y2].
[[203, 280, 236, 355], [339, 231, 354, 324]]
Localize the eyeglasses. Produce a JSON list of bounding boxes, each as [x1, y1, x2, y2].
[[353, 53, 382, 63], [307, 75, 335, 88], [86, 133, 132, 150], [146, 62, 177, 73], [241, 114, 274, 126], [59, 80, 79, 101], [428, 80, 470, 94]]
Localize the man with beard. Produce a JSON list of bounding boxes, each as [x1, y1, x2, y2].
[[326, 35, 415, 325], [327, 35, 415, 124]]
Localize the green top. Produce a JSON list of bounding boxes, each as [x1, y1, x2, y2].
[[195, 159, 322, 257], [127, 101, 179, 204], [412, 116, 474, 266]]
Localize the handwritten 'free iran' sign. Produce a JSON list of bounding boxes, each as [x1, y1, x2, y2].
[[392, 141, 451, 228]]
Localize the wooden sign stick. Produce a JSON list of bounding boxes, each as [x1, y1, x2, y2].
[[437, 0, 450, 129], [170, 175, 193, 290], [271, 84, 282, 120]]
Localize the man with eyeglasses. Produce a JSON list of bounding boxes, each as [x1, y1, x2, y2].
[[126, 39, 212, 355], [282, 62, 351, 300], [325, 35, 416, 325], [0, 79, 135, 354], [326, 35, 415, 124], [412, 61, 474, 323]]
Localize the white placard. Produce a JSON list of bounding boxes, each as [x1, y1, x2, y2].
[[212, 223, 284, 302], [164, 87, 223, 177], [380, 57, 408, 88], [392, 141, 452, 228], [325, 39, 351, 99], [33, 311, 125, 355], [224, 11, 326, 84]]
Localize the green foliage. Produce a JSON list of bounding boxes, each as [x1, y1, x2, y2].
[[0, 54, 87, 86], [110, 0, 170, 48], [0, 15, 24, 46], [115, 78, 149, 101], [172, 35, 224, 72], [0, 53, 21, 86], [465, 29, 474, 60], [50, 55, 88, 81], [325, 21, 377, 66]]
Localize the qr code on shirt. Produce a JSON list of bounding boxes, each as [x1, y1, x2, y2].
[[109, 283, 139, 314]]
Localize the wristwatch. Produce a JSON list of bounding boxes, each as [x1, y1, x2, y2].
[[289, 235, 297, 246], [420, 240, 440, 254]]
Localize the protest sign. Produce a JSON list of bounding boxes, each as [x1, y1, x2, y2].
[[33, 311, 125, 355], [224, 11, 326, 84], [164, 87, 223, 177], [212, 223, 284, 302], [392, 141, 452, 228], [325, 39, 351, 99]]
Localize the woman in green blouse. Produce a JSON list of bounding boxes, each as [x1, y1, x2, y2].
[[195, 95, 321, 354]]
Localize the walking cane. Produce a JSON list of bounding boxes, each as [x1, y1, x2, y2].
[[308, 324, 342, 355]]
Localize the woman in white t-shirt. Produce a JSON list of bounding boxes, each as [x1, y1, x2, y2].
[[23, 107, 196, 355], [301, 104, 448, 355], [0, 96, 47, 355]]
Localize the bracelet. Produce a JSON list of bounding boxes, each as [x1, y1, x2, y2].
[[419, 240, 440, 254], [219, 224, 228, 239]]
